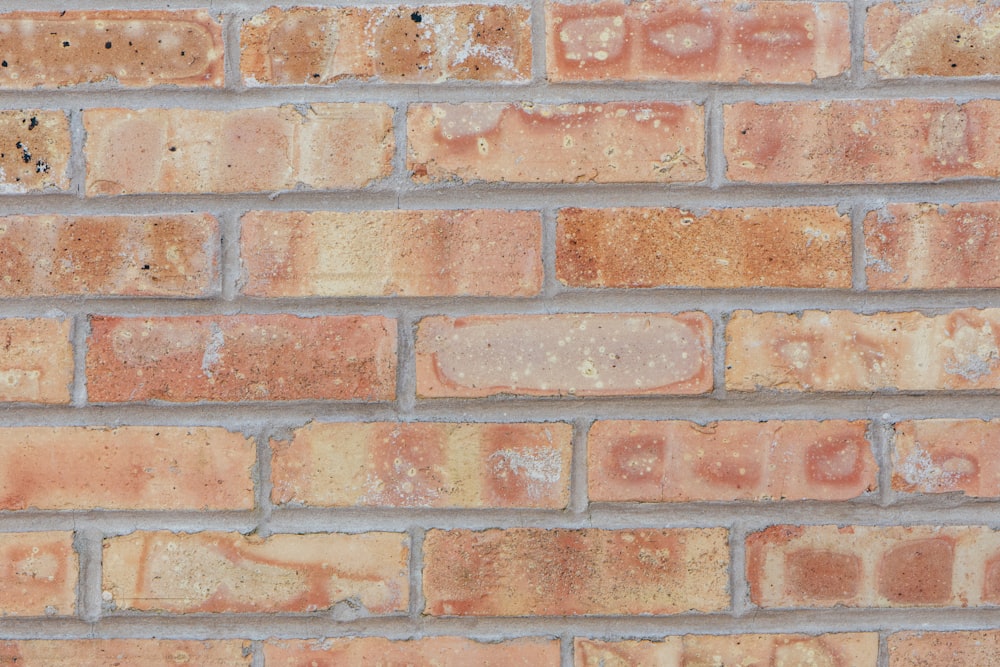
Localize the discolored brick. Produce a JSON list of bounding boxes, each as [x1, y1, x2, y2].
[[0, 640, 251, 665], [893, 419, 1000, 497], [0, 532, 76, 617], [889, 631, 1000, 665], [0, 110, 69, 193], [265, 637, 559, 666], [0, 318, 72, 404]]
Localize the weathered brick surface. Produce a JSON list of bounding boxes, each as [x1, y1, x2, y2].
[[892, 419, 1000, 497], [265, 637, 559, 665], [889, 631, 1000, 666], [0, 110, 69, 193], [0, 318, 72, 404], [0, 640, 251, 665], [0, 532, 76, 617]]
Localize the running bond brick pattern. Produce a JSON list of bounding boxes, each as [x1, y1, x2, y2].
[[3, 0, 1000, 663]]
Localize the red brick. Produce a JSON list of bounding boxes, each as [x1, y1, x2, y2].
[[893, 419, 1000, 497], [423, 528, 729, 615], [272, 421, 572, 508], [0, 110, 69, 193], [889, 631, 1000, 666], [0, 318, 72, 404], [265, 638, 559, 666], [408, 102, 705, 183], [557, 206, 851, 288], [0, 532, 76, 616], [0, 640, 250, 666], [416, 313, 712, 397], [240, 209, 542, 297], [86, 315, 396, 403]]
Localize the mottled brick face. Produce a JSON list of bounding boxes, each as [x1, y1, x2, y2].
[[0, 532, 77, 617], [265, 638, 559, 666], [0, 110, 69, 193], [892, 420, 1000, 497], [0, 318, 73, 404], [0, 640, 251, 666]]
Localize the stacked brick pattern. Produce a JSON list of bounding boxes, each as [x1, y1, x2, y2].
[[2, 0, 1000, 664]]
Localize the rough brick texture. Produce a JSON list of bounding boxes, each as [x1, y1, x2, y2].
[[0, 532, 76, 617], [0, 640, 251, 665], [889, 631, 1000, 665], [892, 419, 1000, 497], [0, 110, 69, 193], [0, 318, 73, 404], [265, 637, 559, 665]]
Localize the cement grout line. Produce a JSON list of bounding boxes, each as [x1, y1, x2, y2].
[[397, 314, 417, 416], [705, 92, 725, 188], [252, 425, 276, 537], [66, 108, 87, 197], [728, 521, 749, 618], [70, 314, 90, 408], [222, 11, 243, 91], [74, 527, 104, 624], [250, 639, 265, 667], [878, 631, 890, 667], [872, 416, 895, 508], [851, 201, 868, 291], [568, 417, 590, 514], [529, 0, 546, 82], [409, 527, 426, 622], [219, 209, 241, 301], [560, 633, 573, 667], [541, 208, 559, 298]]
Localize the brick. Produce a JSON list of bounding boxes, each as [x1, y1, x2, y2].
[[0, 640, 250, 666], [86, 315, 396, 403], [84, 104, 394, 195], [0, 532, 76, 617], [589, 420, 876, 502], [240, 209, 542, 297], [0, 214, 217, 297], [423, 528, 729, 615], [265, 638, 559, 666], [0, 426, 254, 511], [747, 524, 1000, 608], [416, 313, 712, 397], [0, 318, 72, 404], [867, 0, 1000, 78], [893, 419, 1000, 497], [547, 0, 849, 83], [407, 102, 705, 183], [726, 309, 1000, 392], [102, 531, 409, 614], [865, 202, 1000, 289], [242, 5, 530, 84], [725, 99, 1000, 183], [557, 206, 851, 289], [272, 421, 572, 508], [0, 110, 69, 193], [0, 11, 223, 88], [889, 631, 1000, 666]]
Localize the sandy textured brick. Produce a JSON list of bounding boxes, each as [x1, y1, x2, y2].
[[866, 202, 1000, 289], [272, 421, 572, 508], [103, 531, 408, 614], [416, 312, 712, 397], [867, 0, 1000, 78], [408, 102, 705, 183], [0, 214, 217, 297], [242, 5, 530, 84], [266, 637, 559, 666], [0, 110, 69, 193], [589, 420, 876, 502], [0, 11, 223, 88], [86, 315, 396, 403], [0, 318, 72, 404], [423, 528, 729, 615], [548, 0, 849, 83], [725, 99, 1000, 183], [557, 206, 851, 288], [241, 209, 541, 297], [0, 426, 254, 511], [889, 631, 1000, 665], [0, 640, 251, 666], [893, 419, 1000, 497], [0, 532, 76, 617], [84, 104, 393, 195], [726, 309, 1000, 392]]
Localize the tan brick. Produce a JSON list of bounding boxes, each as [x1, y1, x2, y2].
[[867, 0, 1000, 78], [726, 309, 1000, 392], [0, 426, 254, 511], [0, 11, 223, 88], [103, 531, 408, 614], [0, 214, 217, 297], [423, 528, 729, 615], [557, 206, 851, 289], [84, 104, 394, 195], [548, 0, 849, 83], [589, 420, 876, 502], [889, 631, 1000, 666], [265, 638, 559, 666], [725, 99, 1000, 183], [86, 315, 396, 403], [0, 532, 76, 616], [241, 209, 542, 297], [893, 419, 1000, 497], [242, 5, 530, 84], [272, 421, 572, 508], [0, 318, 72, 404], [416, 313, 712, 397], [865, 202, 1000, 289], [0, 110, 69, 193], [0, 640, 251, 666], [408, 102, 705, 183]]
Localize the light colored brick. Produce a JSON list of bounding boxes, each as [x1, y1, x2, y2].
[[0, 110, 69, 193], [416, 313, 712, 397], [408, 102, 705, 183], [893, 419, 1000, 497], [423, 528, 729, 615], [265, 637, 559, 666], [102, 531, 409, 614], [0, 640, 250, 666], [0, 532, 76, 617], [557, 206, 851, 288], [0, 318, 72, 404], [240, 209, 542, 297], [889, 631, 1000, 666]]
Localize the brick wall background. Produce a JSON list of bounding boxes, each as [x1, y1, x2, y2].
[[0, 0, 999, 664]]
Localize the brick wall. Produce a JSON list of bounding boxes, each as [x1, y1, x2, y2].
[[0, 0, 998, 664]]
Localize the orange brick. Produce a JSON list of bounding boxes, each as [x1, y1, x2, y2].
[[889, 631, 1000, 665], [241, 210, 542, 297], [84, 105, 393, 195], [423, 528, 729, 615], [0, 318, 72, 404], [272, 421, 572, 508], [86, 315, 396, 403], [0, 110, 69, 193], [265, 638, 559, 666], [242, 5, 531, 84], [557, 206, 851, 288], [867, 0, 1000, 78], [102, 531, 409, 614], [416, 313, 712, 397], [407, 102, 705, 183], [0, 640, 250, 666], [589, 420, 876, 502], [726, 309, 1000, 392], [547, 0, 849, 83], [893, 419, 1000, 497], [0, 214, 217, 297], [0, 426, 254, 511], [865, 202, 1000, 289], [725, 99, 1000, 183], [0, 532, 76, 616]]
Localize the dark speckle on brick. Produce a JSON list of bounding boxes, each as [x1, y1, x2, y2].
[[411, 11, 422, 22]]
